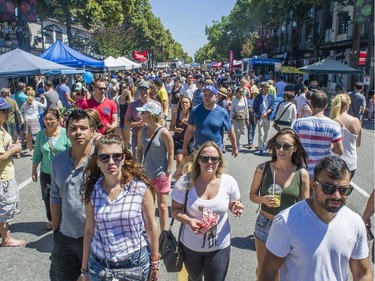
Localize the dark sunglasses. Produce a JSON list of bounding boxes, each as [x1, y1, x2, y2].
[[199, 155, 220, 164], [0, 108, 10, 113], [274, 143, 294, 151], [97, 153, 124, 163], [315, 180, 354, 196], [95, 86, 106, 91]]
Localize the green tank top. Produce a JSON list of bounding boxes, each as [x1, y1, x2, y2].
[[260, 163, 301, 216]]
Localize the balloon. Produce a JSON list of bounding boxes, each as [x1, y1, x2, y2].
[[83, 71, 93, 83]]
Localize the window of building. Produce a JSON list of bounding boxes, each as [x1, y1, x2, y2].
[[55, 30, 63, 42], [44, 31, 53, 45], [337, 12, 350, 35]]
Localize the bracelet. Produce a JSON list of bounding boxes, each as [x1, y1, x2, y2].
[[151, 262, 160, 271], [151, 254, 161, 261], [81, 268, 89, 276]]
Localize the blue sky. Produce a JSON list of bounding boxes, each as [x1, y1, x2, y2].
[[148, 0, 236, 60]]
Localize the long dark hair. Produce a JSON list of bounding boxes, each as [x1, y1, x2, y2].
[[81, 133, 152, 204], [266, 128, 308, 168]]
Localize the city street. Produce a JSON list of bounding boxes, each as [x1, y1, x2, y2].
[[0, 121, 374, 281]]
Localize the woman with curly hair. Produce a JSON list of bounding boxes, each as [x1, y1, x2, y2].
[[81, 133, 160, 281], [171, 141, 243, 281], [249, 128, 310, 280]]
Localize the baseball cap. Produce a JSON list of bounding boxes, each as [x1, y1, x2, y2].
[[203, 85, 218, 95], [75, 82, 83, 91], [0, 97, 12, 110], [138, 80, 150, 89], [136, 102, 162, 116]]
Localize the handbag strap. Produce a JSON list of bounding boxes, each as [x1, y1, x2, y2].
[[142, 126, 163, 164], [176, 188, 190, 244], [275, 102, 292, 122]]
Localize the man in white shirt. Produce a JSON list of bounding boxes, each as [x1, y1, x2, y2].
[[260, 156, 373, 281], [180, 73, 197, 100]]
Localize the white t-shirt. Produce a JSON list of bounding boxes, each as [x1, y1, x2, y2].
[[266, 200, 369, 281], [180, 82, 197, 100], [171, 174, 240, 252]]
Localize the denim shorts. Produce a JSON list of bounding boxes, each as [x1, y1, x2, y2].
[[89, 246, 150, 281], [254, 212, 273, 242]]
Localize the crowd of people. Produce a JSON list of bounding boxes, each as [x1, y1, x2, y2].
[[0, 68, 373, 281]]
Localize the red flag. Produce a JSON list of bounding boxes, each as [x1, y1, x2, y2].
[[133, 51, 147, 62], [359, 50, 367, 66]]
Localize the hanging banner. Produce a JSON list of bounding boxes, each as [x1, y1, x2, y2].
[[229, 50, 234, 72]]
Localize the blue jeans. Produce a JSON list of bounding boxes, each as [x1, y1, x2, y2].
[[247, 122, 256, 145], [89, 246, 150, 281]]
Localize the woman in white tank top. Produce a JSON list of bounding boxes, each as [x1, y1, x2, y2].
[[330, 93, 362, 178]]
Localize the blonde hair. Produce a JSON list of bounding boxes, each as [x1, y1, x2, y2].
[[185, 141, 225, 186], [27, 90, 36, 105], [1, 88, 10, 97], [330, 93, 351, 121]]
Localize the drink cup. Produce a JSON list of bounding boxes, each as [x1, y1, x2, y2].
[[268, 184, 282, 208]]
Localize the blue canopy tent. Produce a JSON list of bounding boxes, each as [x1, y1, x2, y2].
[[40, 40, 104, 69], [0, 48, 83, 77]]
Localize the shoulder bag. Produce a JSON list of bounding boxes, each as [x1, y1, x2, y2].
[[159, 187, 190, 272], [15, 109, 25, 126], [273, 102, 292, 130], [142, 126, 163, 164]]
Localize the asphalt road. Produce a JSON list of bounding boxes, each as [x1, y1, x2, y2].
[[1, 120, 374, 281]]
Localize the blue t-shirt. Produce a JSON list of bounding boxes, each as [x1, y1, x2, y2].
[[14, 91, 28, 108], [188, 104, 232, 149], [56, 84, 71, 108]]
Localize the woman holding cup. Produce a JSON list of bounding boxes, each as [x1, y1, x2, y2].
[[249, 128, 310, 280]]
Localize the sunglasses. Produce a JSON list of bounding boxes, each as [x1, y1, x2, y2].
[[315, 180, 354, 196], [97, 153, 124, 163], [199, 155, 220, 164], [95, 87, 106, 91], [0, 108, 10, 113], [274, 143, 294, 151], [138, 87, 148, 91]]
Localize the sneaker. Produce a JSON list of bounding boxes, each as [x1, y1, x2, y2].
[[46, 221, 53, 231]]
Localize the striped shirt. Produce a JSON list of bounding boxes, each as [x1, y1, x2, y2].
[[293, 116, 342, 177], [90, 177, 148, 262]]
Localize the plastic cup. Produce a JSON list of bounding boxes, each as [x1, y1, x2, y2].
[[268, 184, 282, 208]]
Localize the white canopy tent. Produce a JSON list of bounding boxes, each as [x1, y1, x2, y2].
[[117, 56, 142, 69], [104, 56, 131, 70]]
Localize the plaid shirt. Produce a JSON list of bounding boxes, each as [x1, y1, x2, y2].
[[192, 89, 203, 106], [90, 177, 148, 262]]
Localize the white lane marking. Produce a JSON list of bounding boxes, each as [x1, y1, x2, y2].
[[351, 181, 370, 198], [18, 178, 33, 191]]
